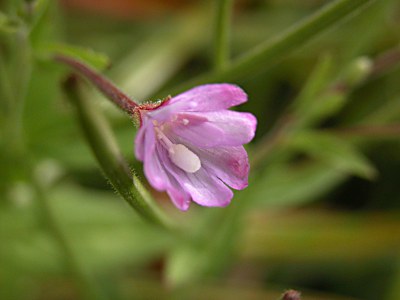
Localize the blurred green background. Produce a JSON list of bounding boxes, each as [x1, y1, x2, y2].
[[1, 0, 400, 299]]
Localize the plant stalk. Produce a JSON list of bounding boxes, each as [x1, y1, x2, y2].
[[213, 0, 233, 71], [63, 76, 175, 231], [56, 55, 138, 114]]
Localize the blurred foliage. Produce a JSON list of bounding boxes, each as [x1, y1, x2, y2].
[[1, 0, 400, 299]]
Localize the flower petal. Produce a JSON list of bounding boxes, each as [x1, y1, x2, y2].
[[143, 140, 191, 210], [134, 124, 147, 161], [186, 168, 233, 207], [141, 126, 170, 191], [195, 146, 249, 190], [136, 120, 173, 190], [135, 84, 256, 210], [171, 111, 257, 147], [154, 84, 247, 118], [158, 145, 233, 207], [165, 176, 191, 211]]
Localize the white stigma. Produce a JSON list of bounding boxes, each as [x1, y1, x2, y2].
[[182, 118, 189, 125], [168, 144, 201, 173], [154, 125, 201, 173]]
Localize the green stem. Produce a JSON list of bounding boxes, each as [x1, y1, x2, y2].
[[161, 0, 376, 96], [63, 76, 175, 231], [7, 26, 32, 154], [3, 19, 104, 299], [213, 0, 233, 71], [0, 52, 14, 116]]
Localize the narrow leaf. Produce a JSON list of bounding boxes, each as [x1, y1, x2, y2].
[[287, 131, 377, 179], [247, 161, 346, 207], [43, 43, 110, 71], [162, 0, 377, 96]]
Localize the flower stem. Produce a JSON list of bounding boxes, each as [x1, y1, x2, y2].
[[63, 76, 176, 231], [161, 0, 376, 96], [213, 0, 233, 71], [56, 55, 138, 114]]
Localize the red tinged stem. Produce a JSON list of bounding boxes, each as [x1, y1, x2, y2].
[[55, 55, 138, 114]]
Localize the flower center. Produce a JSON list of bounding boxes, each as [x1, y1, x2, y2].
[[154, 123, 201, 173]]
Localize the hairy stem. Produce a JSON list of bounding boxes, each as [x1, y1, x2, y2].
[[63, 76, 176, 231], [56, 55, 138, 114]]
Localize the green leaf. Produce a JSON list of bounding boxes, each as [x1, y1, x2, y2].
[[166, 203, 242, 287], [242, 211, 400, 262], [40, 43, 110, 71], [0, 12, 20, 34], [0, 183, 173, 274], [291, 54, 340, 128], [246, 161, 347, 207], [50, 185, 174, 270], [292, 56, 372, 129], [161, 0, 378, 96], [297, 89, 348, 129], [110, 9, 208, 101], [166, 243, 207, 287], [293, 54, 335, 115], [287, 131, 377, 179]]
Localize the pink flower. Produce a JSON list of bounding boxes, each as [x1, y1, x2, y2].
[[134, 84, 257, 210]]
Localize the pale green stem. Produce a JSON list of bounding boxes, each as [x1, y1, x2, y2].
[[7, 27, 32, 154], [159, 0, 376, 96], [3, 20, 104, 299], [63, 77, 175, 231], [213, 0, 233, 71], [0, 53, 14, 116]]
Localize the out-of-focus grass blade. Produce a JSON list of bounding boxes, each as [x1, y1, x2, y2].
[[21, 0, 50, 31], [387, 260, 400, 300], [292, 56, 372, 129], [286, 131, 377, 179], [51, 185, 174, 270], [362, 96, 400, 125], [245, 161, 347, 207], [161, 0, 378, 96], [0, 12, 20, 34], [242, 210, 400, 262], [338, 50, 400, 125], [0, 184, 173, 274], [109, 8, 208, 101], [293, 54, 335, 116], [166, 201, 241, 287], [41, 43, 110, 71], [166, 242, 207, 287]]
